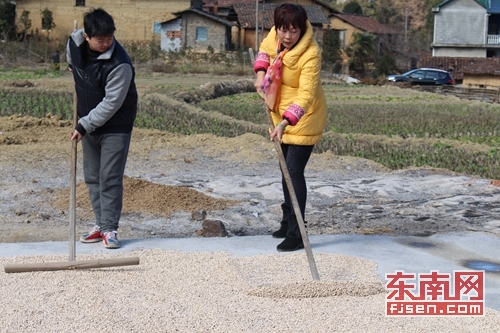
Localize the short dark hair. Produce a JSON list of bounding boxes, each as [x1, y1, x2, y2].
[[84, 8, 116, 38], [274, 4, 308, 38]]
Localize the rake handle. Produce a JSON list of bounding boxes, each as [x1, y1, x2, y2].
[[265, 104, 320, 281], [69, 92, 77, 261]]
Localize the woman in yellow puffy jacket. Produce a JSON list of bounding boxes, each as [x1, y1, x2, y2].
[[254, 3, 327, 252]]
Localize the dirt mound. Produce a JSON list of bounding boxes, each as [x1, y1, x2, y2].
[[50, 176, 239, 218], [0, 114, 71, 145]]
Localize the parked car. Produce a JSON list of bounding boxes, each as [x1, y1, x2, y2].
[[387, 68, 454, 85]]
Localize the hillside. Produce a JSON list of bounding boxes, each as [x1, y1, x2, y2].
[[384, 0, 435, 30], [332, 0, 438, 32]]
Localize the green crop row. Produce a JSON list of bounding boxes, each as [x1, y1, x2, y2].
[[1, 86, 499, 179], [0, 89, 73, 119], [326, 103, 500, 143], [136, 97, 267, 137], [0, 68, 63, 80], [198, 92, 500, 147], [316, 133, 499, 179], [198, 93, 268, 124]]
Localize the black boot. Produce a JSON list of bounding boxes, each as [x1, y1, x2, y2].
[[271, 203, 291, 238], [277, 237, 304, 252], [276, 215, 304, 252], [272, 223, 287, 238]]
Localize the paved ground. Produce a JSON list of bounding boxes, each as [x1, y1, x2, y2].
[[1, 231, 499, 311]]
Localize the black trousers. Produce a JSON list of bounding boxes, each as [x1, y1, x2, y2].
[[280, 143, 314, 238]]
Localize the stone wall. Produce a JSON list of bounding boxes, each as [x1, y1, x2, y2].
[[182, 12, 228, 52]]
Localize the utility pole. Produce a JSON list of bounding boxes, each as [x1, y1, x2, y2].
[[255, 0, 259, 55], [404, 8, 408, 46], [261, 17, 266, 44]]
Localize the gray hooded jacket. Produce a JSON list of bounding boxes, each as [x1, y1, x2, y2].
[[67, 29, 137, 135]]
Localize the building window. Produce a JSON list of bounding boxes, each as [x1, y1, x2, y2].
[[41, 8, 54, 30], [488, 23, 497, 35], [75, 1, 85, 7], [153, 22, 161, 34], [338, 30, 346, 48], [42, 18, 52, 30], [196, 27, 208, 41]]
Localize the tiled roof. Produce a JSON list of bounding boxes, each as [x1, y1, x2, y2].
[[173, 8, 236, 26], [331, 13, 399, 35], [234, 3, 330, 29], [203, 0, 258, 7], [418, 56, 500, 80], [459, 58, 500, 76], [434, 0, 487, 10], [202, 0, 338, 12], [234, 4, 273, 30]]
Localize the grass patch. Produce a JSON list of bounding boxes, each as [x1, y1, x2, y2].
[[0, 68, 63, 80]]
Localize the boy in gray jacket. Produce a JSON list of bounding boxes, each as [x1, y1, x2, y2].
[[67, 8, 137, 249]]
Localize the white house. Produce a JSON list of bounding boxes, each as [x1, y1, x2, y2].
[[432, 0, 500, 58]]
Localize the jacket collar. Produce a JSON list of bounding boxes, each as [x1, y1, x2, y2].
[[267, 21, 314, 66], [70, 29, 116, 60], [282, 21, 313, 66]]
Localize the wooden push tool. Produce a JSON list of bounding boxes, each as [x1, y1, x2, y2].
[[4, 93, 140, 273], [4, 257, 140, 273]]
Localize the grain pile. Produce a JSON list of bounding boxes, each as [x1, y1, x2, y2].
[[233, 253, 385, 298], [50, 176, 238, 219], [1, 251, 500, 332]]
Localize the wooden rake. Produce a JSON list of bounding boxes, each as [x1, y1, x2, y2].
[[4, 93, 140, 273]]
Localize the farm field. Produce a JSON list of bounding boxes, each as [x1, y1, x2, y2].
[[2, 69, 499, 179], [0, 69, 499, 243]]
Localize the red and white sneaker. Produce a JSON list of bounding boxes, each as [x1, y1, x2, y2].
[[80, 225, 102, 243], [102, 231, 120, 249]]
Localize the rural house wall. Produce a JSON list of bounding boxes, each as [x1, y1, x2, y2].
[[463, 74, 500, 89], [329, 17, 363, 48], [161, 19, 182, 52], [182, 12, 228, 52], [432, 0, 487, 57], [328, 17, 363, 67], [15, 0, 190, 41]]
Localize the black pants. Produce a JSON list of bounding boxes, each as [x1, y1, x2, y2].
[[280, 143, 314, 238]]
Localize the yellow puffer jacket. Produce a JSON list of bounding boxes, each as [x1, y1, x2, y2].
[[259, 21, 327, 146]]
